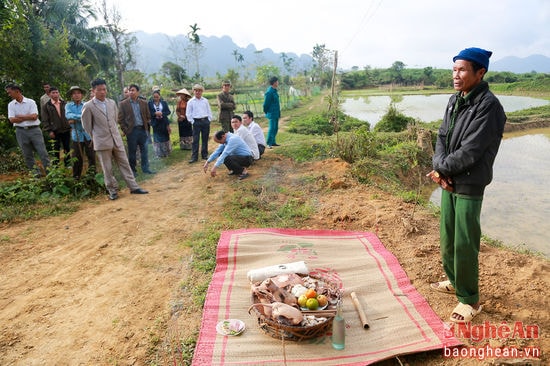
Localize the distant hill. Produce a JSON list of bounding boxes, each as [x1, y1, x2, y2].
[[491, 54, 550, 73], [133, 31, 314, 78], [133, 32, 549, 77]]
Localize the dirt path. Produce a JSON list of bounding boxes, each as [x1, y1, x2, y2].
[[0, 151, 548, 365]]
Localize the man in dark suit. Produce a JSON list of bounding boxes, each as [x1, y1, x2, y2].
[[117, 84, 154, 176]]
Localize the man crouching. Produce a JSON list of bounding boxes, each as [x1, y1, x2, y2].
[[203, 130, 253, 180]]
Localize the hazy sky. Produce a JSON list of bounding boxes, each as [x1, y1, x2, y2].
[[104, 0, 549, 69]]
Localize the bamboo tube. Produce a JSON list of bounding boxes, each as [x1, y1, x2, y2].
[[350, 292, 370, 329]]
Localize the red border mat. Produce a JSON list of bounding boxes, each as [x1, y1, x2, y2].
[[193, 229, 460, 365]]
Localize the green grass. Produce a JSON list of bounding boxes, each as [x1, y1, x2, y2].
[[506, 103, 550, 123], [481, 234, 546, 257]]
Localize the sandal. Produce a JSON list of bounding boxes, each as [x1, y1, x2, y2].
[[449, 302, 482, 323], [430, 280, 455, 294]]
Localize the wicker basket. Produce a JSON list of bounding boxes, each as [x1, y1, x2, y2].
[[249, 275, 340, 341]]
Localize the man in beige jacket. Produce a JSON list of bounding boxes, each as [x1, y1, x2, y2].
[[82, 79, 148, 200]]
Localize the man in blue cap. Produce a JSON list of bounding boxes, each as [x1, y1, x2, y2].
[[427, 48, 506, 323]]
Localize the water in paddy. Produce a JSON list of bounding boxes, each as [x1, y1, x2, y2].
[[341, 95, 549, 256]]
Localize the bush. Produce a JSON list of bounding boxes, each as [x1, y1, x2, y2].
[[374, 103, 416, 132], [334, 127, 433, 191], [333, 126, 378, 163], [0, 164, 104, 222], [287, 110, 367, 136], [0, 149, 26, 174]]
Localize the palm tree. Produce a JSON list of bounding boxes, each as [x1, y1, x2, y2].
[[186, 23, 204, 78], [30, 0, 113, 78], [232, 49, 244, 68]]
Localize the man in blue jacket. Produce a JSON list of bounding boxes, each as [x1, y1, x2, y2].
[[203, 130, 253, 180], [263, 76, 281, 148], [428, 48, 506, 323]]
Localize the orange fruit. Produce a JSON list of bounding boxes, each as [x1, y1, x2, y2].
[[305, 288, 317, 299], [306, 298, 319, 310]]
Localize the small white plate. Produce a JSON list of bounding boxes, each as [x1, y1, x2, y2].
[[216, 319, 246, 336]]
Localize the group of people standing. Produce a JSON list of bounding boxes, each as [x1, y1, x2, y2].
[[5, 83, 95, 179], [181, 78, 281, 180], [5, 76, 282, 196]]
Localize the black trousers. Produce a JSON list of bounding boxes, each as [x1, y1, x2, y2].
[[50, 130, 71, 166], [192, 118, 210, 160], [258, 144, 266, 157], [224, 155, 253, 175], [71, 140, 96, 178]]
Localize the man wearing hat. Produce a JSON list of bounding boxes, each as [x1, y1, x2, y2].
[[175, 88, 193, 150], [217, 81, 236, 133], [5, 83, 51, 177], [65, 86, 95, 179], [186, 84, 212, 163], [428, 47, 506, 323]]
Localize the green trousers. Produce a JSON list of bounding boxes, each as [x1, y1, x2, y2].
[[440, 190, 483, 305]]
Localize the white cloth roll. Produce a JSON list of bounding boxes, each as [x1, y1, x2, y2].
[[247, 261, 309, 283]]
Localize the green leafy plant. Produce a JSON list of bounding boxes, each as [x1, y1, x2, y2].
[[287, 111, 366, 136], [374, 103, 416, 132], [0, 163, 104, 222]]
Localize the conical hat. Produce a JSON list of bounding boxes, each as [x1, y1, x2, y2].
[[176, 88, 192, 97]]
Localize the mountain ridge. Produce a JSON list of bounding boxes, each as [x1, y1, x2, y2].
[[134, 31, 314, 78], [490, 54, 550, 73], [133, 31, 550, 76]]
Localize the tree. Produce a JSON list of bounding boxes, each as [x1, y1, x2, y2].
[[100, 0, 137, 93], [280, 52, 295, 75], [232, 49, 244, 68], [422, 66, 435, 85], [161, 61, 187, 85], [0, 0, 87, 93], [123, 70, 147, 91], [0, 0, 88, 150], [389, 61, 406, 84], [253, 50, 265, 65], [256, 65, 280, 86], [311, 43, 332, 87], [167, 35, 186, 66], [28, 0, 110, 80], [186, 23, 204, 79], [222, 69, 239, 87]]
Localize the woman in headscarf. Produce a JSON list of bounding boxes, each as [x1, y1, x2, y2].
[[175, 88, 193, 150], [148, 90, 172, 158]]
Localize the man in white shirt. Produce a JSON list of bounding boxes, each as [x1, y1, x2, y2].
[[186, 84, 213, 163], [242, 111, 266, 157], [5, 83, 50, 177], [230, 115, 260, 160]]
